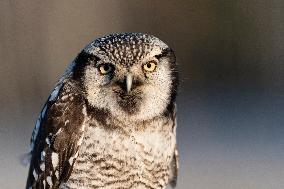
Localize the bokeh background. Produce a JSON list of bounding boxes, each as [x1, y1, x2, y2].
[[1, 1, 284, 188]]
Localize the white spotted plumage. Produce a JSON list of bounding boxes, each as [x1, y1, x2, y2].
[[39, 163, 45, 171], [51, 152, 59, 168], [46, 176, 52, 187], [26, 33, 178, 189]]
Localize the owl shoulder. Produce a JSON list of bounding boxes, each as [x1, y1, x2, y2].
[[26, 79, 87, 188]]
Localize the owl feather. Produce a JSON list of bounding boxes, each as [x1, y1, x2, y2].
[[26, 33, 179, 189], [26, 78, 86, 188]]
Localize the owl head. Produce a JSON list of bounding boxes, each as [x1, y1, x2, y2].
[[72, 33, 178, 121]]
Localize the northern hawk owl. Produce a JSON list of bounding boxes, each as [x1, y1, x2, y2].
[[26, 33, 179, 189]]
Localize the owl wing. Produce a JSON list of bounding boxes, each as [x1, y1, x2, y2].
[[169, 104, 179, 188], [169, 146, 179, 188], [26, 81, 86, 189]]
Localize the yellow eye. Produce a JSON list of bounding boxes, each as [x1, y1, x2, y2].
[[98, 64, 113, 74], [143, 61, 157, 72]]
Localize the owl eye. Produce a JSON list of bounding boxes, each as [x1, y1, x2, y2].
[[98, 64, 113, 75], [143, 61, 157, 72]]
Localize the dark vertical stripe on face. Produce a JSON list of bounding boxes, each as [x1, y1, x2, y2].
[[155, 48, 179, 116], [72, 51, 99, 82]]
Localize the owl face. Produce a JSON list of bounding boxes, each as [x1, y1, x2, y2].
[[73, 33, 177, 121]]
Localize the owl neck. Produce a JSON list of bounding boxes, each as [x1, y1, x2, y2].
[[85, 102, 174, 132]]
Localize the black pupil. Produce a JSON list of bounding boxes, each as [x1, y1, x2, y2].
[[104, 65, 109, 71], [147, 63, 152, 68]]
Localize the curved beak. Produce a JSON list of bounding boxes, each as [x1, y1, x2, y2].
[[126, 74, 133, 93]]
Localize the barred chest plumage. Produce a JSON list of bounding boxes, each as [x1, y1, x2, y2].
[[60, 115, 176, 189]]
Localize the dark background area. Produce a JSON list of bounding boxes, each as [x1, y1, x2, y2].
[[0, 1, 283, 188]]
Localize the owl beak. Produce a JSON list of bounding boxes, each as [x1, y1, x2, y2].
[[126, 74, 133, 93]]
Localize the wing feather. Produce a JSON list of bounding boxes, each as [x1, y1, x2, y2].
[[169, 146, 179, 188], [26, 80, 86, 189], [169, 103, 178, 188]]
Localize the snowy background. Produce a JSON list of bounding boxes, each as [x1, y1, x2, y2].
[[0, 1, 284, 188]]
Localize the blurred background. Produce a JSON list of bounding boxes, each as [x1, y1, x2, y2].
[[0, 0, 284, 188]]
